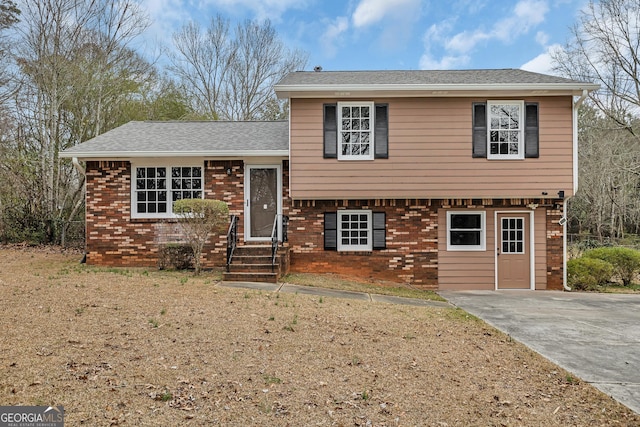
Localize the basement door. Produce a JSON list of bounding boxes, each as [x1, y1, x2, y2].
[[497, 213, 532, 289], [244, 165, 281, 241]]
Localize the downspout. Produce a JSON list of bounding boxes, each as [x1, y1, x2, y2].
[[72, 157, 85, 175], [562, 200, 570, 291], [72, 157, 87, 263], [563, 90, 588, 291]]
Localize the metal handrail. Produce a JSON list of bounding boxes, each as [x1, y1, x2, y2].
[[270, 214, 289, 272], [226, 215, 238, 271]]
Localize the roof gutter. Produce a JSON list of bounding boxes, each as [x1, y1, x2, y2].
[[274, 83, 601, 99], [59, 150, 290, 159]]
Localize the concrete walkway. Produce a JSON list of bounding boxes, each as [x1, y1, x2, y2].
[[439, 290, 640, 414], [219, 281, 451, 308]]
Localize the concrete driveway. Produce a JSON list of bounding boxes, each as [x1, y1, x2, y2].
[[438, 290, 640, 414]]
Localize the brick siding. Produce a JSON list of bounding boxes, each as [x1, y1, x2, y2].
[[546, 201, 565, 290]]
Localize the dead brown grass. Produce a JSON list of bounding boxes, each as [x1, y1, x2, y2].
[[1, 247, 638, 426]]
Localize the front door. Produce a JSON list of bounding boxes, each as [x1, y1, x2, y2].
[[245, 165, 280, 241], [497, 213, 531, 289]]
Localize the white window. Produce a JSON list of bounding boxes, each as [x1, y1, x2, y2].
[[338, 210, 372, 251], [447, 211, 486, 251], [487, 100, 524, 160], [338, 102, 374, 160], [132, 165, 203, 218]]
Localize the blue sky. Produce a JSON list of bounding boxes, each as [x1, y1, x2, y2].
[[139, 0, 587, 75]]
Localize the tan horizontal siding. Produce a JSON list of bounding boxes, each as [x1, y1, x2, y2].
[[534, 208, 547, 289], [289, 97, 574, 199], [437, 208, 496, 290], [437, 208, 547, 290]]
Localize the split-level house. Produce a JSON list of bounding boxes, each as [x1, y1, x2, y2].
[[59, 69, 598, 290]]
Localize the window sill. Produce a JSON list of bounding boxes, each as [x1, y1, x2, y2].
[[446, 247, 486, 252]]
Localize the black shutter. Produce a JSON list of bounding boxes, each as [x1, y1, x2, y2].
[[372, 212, 386, 250], [324, 212, 337, 250], [472, 102, 487, 158], [374, 104, 389, 159], [524, 103, 539, 158], [323, 104, 337, 158]]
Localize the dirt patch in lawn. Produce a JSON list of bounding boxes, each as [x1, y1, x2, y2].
[[0, 248, 638, 426]]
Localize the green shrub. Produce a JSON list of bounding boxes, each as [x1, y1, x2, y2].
[[583, 247, 640, 286], [567, 257, 614, 290]]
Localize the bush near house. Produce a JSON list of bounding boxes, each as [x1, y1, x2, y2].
[[567, 257, 614, 291], [173, 199, 229, 276], [582, 247, 640, 286]]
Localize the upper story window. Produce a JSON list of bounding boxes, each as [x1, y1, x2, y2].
[[472, 101, 538, 160], [488, 101, 524, 159], [132, 164, 203, 219], [338, 102, 374, 160], [323, 103, 388, 160]]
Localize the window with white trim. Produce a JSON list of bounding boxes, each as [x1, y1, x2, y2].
[[338, 210, 372, 251], [487, 100, 524, 159], [133, 165, 203, 218], [338, 102, 373, 160], [446, 211, 486, 251]]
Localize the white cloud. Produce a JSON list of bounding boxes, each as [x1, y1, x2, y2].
[[535, 31, 550, 46], [445, 30, 488, 54], [420, 0, 550, 69], [419, 21, 470, 69], [419, 54, 470, 70], [520, 43, 563, 75], [320, 16, 350, 58], [352, 0, 420, 28], [140, 0, 192, 50], [446, 0, 549, 53], [199, 0, 307, 22]]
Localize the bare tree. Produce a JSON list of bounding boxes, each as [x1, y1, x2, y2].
[[173, 199, 229, 276], [167, 15, 307, 120], [5, 0, 151, 243], [553, 0, 640, 241], [222, 19, 306, 120], [0, 0, 19, 100], [167, 17, 234, 120], [552, 0, 640, 137], [569, 106, 640, 240]]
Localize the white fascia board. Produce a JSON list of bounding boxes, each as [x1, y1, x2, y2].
[[59, 150, 289, 159], [274, 83, 601, 99]]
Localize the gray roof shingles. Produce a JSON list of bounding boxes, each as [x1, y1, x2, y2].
[[275, 68, 591, 86], [61, 120, 289, 157]]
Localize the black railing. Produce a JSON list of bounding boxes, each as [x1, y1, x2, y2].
[[226, 215, 238, 271], [270, 214, 289, 272]]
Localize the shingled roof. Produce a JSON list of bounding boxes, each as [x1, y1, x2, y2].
[[59, 120, 289, 159], [276, 69, 587, 86], [274, 69, 599, 98]]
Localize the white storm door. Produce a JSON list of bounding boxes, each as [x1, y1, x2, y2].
[[244, 165, 281, 241]]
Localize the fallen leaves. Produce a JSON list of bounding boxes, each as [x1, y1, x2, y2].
[[0, 248, 638, 426]]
